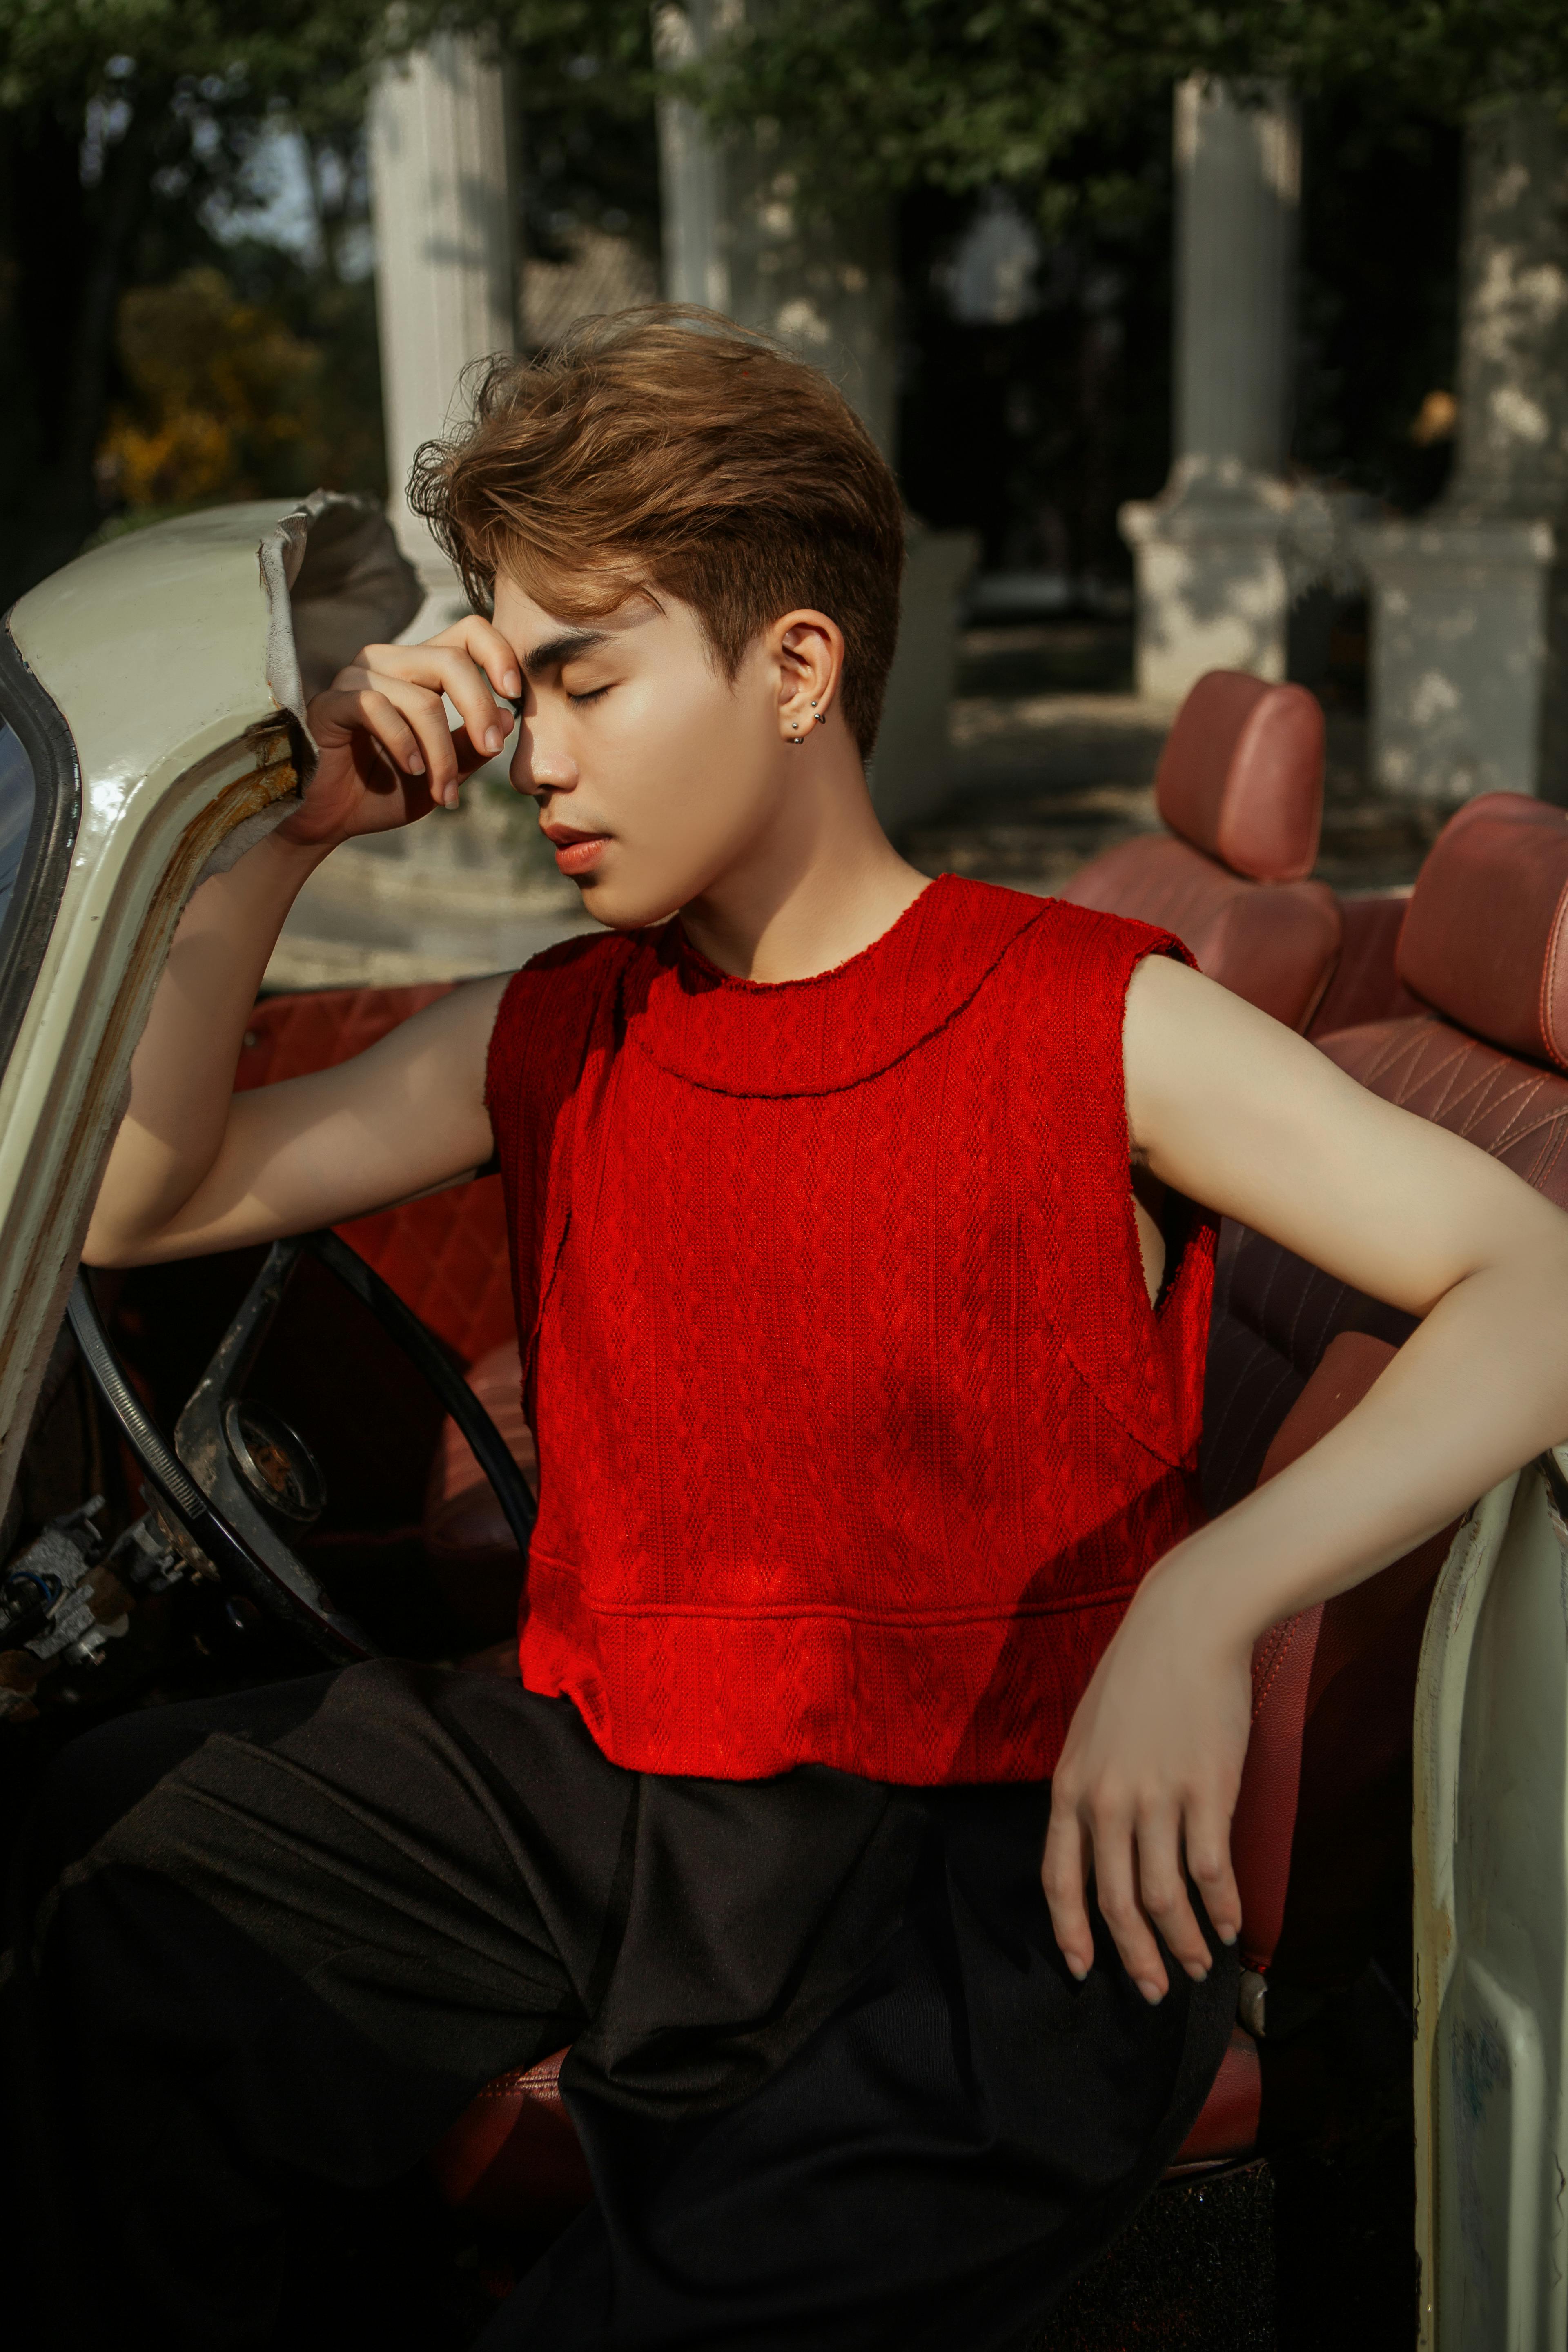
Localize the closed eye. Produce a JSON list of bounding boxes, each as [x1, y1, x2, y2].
[[568, 684, 611, 706]]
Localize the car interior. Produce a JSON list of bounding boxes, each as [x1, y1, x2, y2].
[[5, 662, 1567, 2285]]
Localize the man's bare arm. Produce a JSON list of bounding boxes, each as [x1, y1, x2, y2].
[[85, 948, 507, 1267], [83, 614, 525, 1267], [1042, 953, 1568, 2001]]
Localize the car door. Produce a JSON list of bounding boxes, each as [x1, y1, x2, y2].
[[0, 494, 418, 1531]]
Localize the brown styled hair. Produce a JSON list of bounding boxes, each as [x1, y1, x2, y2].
[[408, 307, 905, 757]]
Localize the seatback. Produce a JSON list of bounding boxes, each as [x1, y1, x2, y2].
[[1305, 890, 1422, 1038], [234, 984, 514, 1367], [1218, 791, 1568, 1981], [1058, 669, 1342, 1030]]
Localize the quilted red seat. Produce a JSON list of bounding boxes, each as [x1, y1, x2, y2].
[[428, 791, 1568, 2209], [235, 984, 515, 1368], [1058, 668, 1341, 1030]]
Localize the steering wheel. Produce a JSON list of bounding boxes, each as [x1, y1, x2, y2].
[[67, 1229, 537, 1662]]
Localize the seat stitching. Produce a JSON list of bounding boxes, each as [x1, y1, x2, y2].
[[1540, 868, 1568, 1068]]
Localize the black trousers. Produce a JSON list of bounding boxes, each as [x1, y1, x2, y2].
[[2, 1658, 1236, 2350]]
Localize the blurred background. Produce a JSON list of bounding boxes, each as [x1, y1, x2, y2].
[[2, 1, 1565, 987]]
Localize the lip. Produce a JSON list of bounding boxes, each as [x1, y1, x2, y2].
[[544, 827, 611, 877]]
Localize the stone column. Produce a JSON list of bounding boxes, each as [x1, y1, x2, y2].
[[368, 32, 519, 626], [1356, 98, 1568, 800], [654, 0, 896, 454], [654, 0, 731, 317], [273, 35, 594, 991], [653, 2, 974, 830], [1120, 78, 1301, 702]]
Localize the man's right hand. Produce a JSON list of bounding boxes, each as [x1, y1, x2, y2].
[[285, 615, 524, 848]]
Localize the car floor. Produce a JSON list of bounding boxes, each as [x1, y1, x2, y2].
[[266, 2123, 1413, 2351], [1041, 2128, 1416, 2349]]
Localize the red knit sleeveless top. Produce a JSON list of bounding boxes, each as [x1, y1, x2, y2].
[[485, 874, 1215, 1784]]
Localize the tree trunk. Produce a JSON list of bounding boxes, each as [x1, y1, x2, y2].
[[0, 90, 159, 607]]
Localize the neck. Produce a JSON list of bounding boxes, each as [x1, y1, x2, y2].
[[678, 748, 931, 983]]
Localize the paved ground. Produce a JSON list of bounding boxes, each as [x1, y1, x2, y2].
[[904, 622, 1442, 902]]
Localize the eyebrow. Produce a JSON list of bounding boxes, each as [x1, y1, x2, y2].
[[521, 628, 609, 677]]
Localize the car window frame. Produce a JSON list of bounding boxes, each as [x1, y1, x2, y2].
[[0, 616, 82, 1085]]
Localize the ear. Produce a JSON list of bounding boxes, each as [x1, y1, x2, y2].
[[769, 610, 844, 750]]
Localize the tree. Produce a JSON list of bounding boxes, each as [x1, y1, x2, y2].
[[0, 0, 651, 604], [2, 18, 357, 598], [4, 0, 1564, 606], [675, 2, 1568, 227]]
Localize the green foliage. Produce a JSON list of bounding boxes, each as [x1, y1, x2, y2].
[[0, 0, 653, 122], [0, 0, 1557, 606], [677, 0, 1568, 223]]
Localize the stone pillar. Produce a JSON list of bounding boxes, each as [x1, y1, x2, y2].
[[654, 0, 731, 316], [368, 33, 519, 626], [653, 0, 896, 455], [652, 2, 974, 829], [1120, 78, 1301, 703], [1356, 98, 1568, 800], [277, 34, 580, 991]]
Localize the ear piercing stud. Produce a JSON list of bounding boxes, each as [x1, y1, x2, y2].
[[811, 700, 827, 724]]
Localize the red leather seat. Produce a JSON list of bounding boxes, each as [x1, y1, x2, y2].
[[428, 791, 1568, 2207], [1305, 890, 1421, 1038], [1058, 669, 1341, 1030]]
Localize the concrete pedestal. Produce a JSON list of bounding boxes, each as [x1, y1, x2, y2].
[[1122, 464, 1295, 700], [1121, 79, 1300, 701], [1358, 98, 1568, 801], [869, 524, 980, 834], [1355, 518, 1566, 802]]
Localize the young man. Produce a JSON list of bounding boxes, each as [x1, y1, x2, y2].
[[13, 309, 1568, 2350]]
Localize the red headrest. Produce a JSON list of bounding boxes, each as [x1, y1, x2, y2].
[[1399, 793, 1568, 1070], [1155, 672, 1326, 882]]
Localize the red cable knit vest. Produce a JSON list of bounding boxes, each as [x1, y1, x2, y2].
[[485, 873, 1215, 1783]]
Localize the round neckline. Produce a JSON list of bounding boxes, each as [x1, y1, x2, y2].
[[617, 873, 1052, 1099], [673, 875, 947, 994]]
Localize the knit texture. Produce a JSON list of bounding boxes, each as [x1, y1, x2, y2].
[[486, 873, 1215, 1783]]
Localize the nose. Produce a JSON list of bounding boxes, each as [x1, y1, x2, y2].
[[509, 696, 577, 799]]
